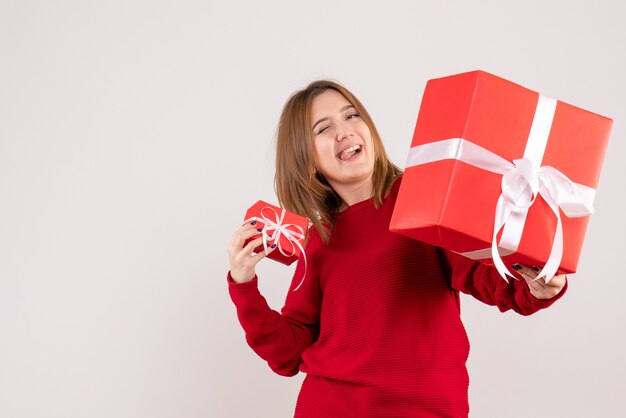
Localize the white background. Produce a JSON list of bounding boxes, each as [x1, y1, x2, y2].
[[1, 1, 625, 417]]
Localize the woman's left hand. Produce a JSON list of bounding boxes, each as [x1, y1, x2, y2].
[[513, 264, 567, 300]]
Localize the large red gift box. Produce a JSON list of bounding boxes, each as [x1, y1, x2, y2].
[[389, 70, 613, 280], [243, 200, 309, 266]]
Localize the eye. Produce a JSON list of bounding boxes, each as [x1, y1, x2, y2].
[[316, 126, 330, 135], [346, 113, 359, 120]]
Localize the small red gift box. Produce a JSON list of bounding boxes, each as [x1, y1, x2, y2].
[[389, 70, 613, 280], [243, 200, 309, 266]]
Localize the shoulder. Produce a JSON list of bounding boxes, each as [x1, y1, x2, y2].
[[304, 224, 324, 252]]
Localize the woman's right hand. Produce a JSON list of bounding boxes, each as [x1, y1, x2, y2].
[[227, 221, 275, 283]]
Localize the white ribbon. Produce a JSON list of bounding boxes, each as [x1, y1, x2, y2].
[[244, 206, 308, 291], [405, 95, 596, 282]]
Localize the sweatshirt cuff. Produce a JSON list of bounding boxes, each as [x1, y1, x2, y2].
[[521, 275, 569, 311], [227, 271, 259, 289]]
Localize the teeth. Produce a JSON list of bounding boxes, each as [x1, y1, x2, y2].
[[339, 145, 361, 157]]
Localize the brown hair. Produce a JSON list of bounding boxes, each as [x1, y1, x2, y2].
[[274, 80, 402, 244]]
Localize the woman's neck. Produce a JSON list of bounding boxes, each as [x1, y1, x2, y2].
[[332, 177, 373, 210]]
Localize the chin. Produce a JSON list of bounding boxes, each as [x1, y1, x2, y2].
[[339, 169, 374, 184]]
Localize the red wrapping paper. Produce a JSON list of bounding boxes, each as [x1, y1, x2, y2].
[[243, 200, 309, 266], [389, 70, 613, 275]]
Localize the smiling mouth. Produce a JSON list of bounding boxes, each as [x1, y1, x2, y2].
[[338, 144, 362, 161]]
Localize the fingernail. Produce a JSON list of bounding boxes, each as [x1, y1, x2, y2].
[[531, 266, 540, 272], [512, 263, 522, 271], [271, 243, 276, 248], [250, 221, 257, 225], [257, 228, 263, 232]]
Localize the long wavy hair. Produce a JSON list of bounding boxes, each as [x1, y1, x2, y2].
[[274, 80, 402, 244]]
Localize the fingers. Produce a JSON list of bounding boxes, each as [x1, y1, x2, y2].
[[513, 263, 567, 300], [241, 235, 270, 257], [230, 222, 263, 250], [227, 221, 277, 283], [512, 264, 545, 287]]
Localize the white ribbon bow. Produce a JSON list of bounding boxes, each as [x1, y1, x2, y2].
[[244, 206, 308, 291], [405, 95, 596, 282]]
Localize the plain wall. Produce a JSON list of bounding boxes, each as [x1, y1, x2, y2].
[[1, 0, 625, 417]]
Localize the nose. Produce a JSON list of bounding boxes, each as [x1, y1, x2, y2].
[[335, 121, 352, 142]]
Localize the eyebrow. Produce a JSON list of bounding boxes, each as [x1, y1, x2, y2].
[[311, 105, 356, 132]]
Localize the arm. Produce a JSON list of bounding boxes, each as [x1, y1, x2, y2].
[[227, 224, 321, 376], [441, 249, 567, 316]]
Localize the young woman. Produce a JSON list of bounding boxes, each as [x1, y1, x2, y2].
[[226, 80, 567, 418]]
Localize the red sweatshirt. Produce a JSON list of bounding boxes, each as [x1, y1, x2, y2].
[[228, 178, 566, 418]]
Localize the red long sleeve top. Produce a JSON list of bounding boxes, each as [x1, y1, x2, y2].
[[228, 178, 566, 418]]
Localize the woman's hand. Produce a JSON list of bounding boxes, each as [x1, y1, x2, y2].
[[227, 221, 275, 283], [513, 264, 567, 300]]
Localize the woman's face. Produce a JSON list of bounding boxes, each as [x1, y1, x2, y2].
[[310, 90, 375, 189]]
